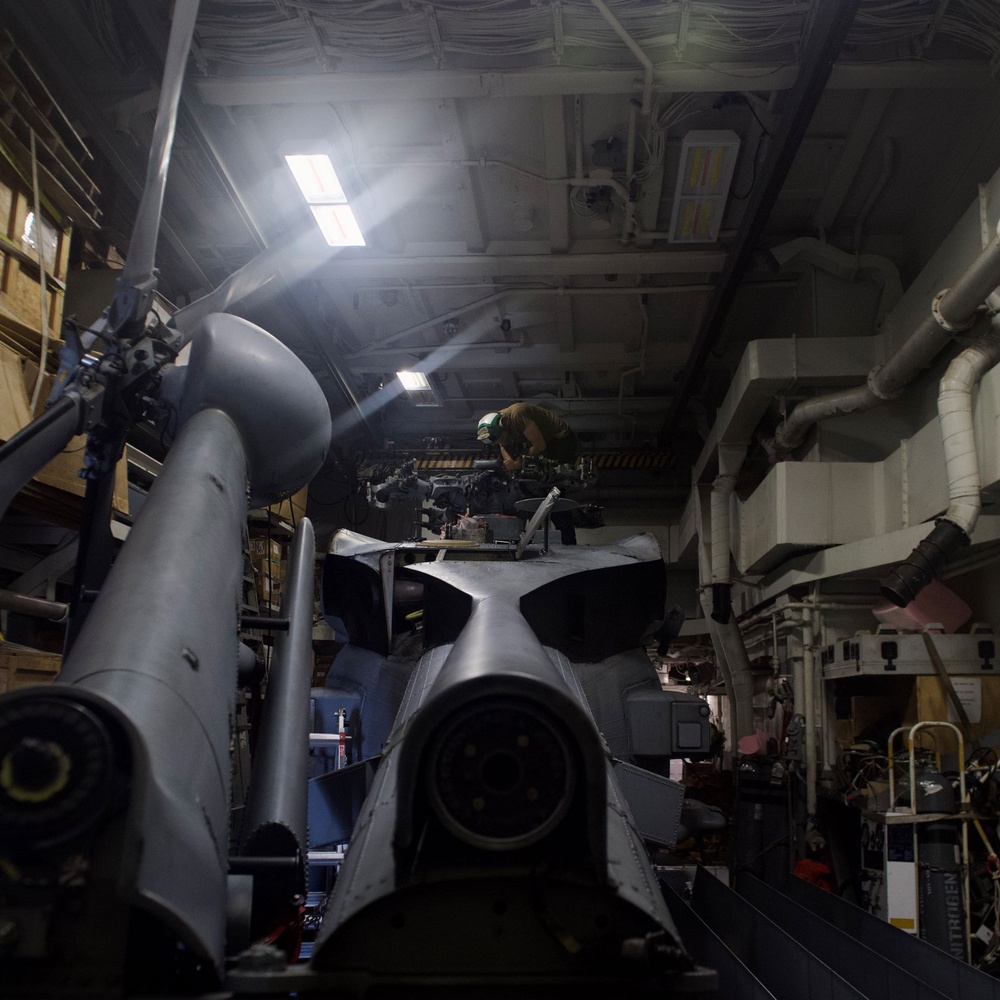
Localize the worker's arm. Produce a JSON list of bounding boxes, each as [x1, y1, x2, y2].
[[500, 444, 521, 474], [521, 420, 546, 457]]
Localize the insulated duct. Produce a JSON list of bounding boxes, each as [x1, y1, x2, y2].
[[765, 220, 1000, 460], [710, 472, 738, 623], [881, 315, 1000, 606], [699, 587, 754, 751], [769, 236, 903, 323]]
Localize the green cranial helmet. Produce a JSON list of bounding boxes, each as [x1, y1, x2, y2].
[[476, 412, 501, 442]]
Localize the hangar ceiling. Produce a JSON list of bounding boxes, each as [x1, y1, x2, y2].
[[6, 0, 1000, 466]]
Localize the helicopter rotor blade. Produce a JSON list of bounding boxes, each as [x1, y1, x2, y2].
[[120, 0, 202, 296], [169, 242, 288, 346], [167, 228, 326, 347]]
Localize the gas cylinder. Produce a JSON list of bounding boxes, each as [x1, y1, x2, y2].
[[914, 761, 965, 959]]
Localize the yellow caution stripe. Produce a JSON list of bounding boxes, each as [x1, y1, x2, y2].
[[590, 452, 671, 469]]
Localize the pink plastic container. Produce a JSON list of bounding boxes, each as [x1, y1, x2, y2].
[[872, 577, 972, 634]]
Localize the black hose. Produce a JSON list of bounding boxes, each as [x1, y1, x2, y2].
[[880, 519, 969, 607], [711, 582, 732, 624]]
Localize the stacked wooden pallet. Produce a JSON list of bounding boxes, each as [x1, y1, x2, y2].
[[0, 29, 100, 229], [0, 642, 61, 695], [0, 30, 128, 525], [0, 28, 102, 343]]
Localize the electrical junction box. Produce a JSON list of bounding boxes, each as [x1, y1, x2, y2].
[[821, 632, 996, 680], [625, 688, 712, 757]]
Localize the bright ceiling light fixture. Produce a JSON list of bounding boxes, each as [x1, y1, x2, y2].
[[396, 369, 440, 406], [667, 130, 741, 243], [284, 153, 366, 247], [396, 370, 430, 391]]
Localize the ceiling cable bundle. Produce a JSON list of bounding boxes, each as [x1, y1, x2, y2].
[[192, 1, 1000, 72]]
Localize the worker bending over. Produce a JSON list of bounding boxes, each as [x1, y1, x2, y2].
[[477, 403, 579, 544], [476, 403, 578, 475]]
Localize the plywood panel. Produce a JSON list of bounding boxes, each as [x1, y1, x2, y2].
[[0, 643, 60, 695]]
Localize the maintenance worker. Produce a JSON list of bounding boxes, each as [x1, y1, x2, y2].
[[476, 403, 578, 474], [477, 403, 578, 544]]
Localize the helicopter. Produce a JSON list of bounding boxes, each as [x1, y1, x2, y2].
[[0, 3, 714, 996]]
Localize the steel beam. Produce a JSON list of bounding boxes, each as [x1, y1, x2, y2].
[[314, 249, 726, 281], [541, 96, 570, 254], [435, 99, 487, 253], [195, 61, 998, 106], [659, 0, 865, 445], [349, 341, 690, 372], [813, 89, 893, 232], [6, 538, 78, 597]]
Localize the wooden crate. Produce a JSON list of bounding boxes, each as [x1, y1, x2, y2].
[[903, 674, 1000, 746], [0, 155, 70, 341], [269, 485, 309, 527], [0, 643, 61, 694]]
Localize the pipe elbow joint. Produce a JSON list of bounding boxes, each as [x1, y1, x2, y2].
[[763, 430, 795, 464], [879, 519, 969, 607]]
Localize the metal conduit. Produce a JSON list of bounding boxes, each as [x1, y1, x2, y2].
[[0, 589, 68, 622], [881, 314, 1000, 606], [349, 283, 728, 357], [767, 219, 1000, 459]]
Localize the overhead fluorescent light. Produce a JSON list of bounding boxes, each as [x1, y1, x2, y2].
[[397, 370, 430, 391], [284, 153, 366, 247], [667, 130, 741, 243], [310, 205, 367, 248], [396, 369, 440, 406], [285, 154, 347, 201]]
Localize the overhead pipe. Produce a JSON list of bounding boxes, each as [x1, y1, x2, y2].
[[709, 473, 738, 623], [351, 283, 718, 357], [364, 334, 526, 357], [616, 296, 648, 421], [589, 0, 654, 114], [737, 598, 876, 632], [349, 291, 507, 357], [766, 218, 1000, 460], [0, 589, 68, 622], [740, 617, 805, 658], [587, 0, 655, 246], [574, 95, 584, 179], [694, 481, 754, 756], [361, 158, 630, 203], [881, 315, 1000, 606], [852, 137, 894, 255], [706, 441, 748, 625], [802, 595, 818, 817], [699, 586, 755, 755], [621, 99, 641, 243], [739, 599, 876, 723]]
